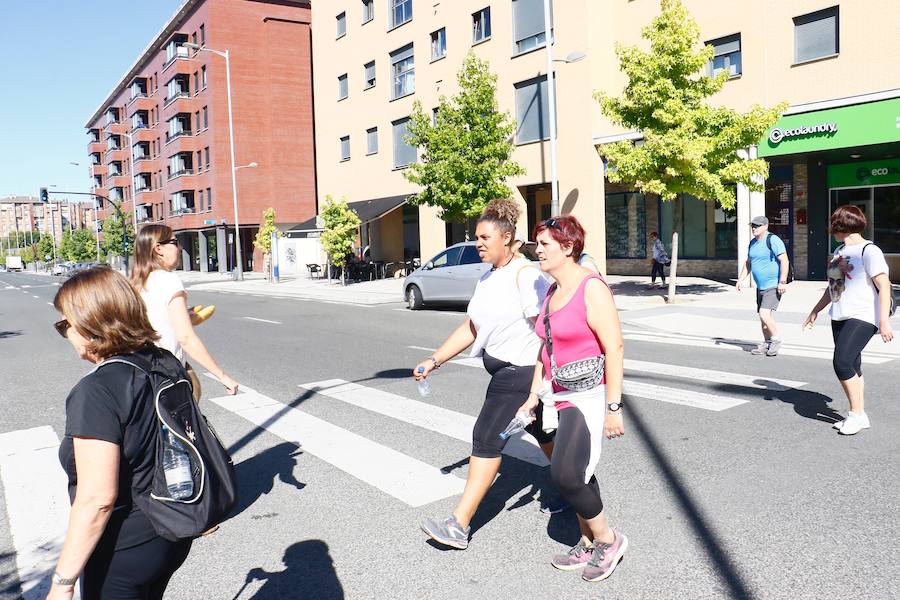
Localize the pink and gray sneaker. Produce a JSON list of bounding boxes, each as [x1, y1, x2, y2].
[[551, 537, 593, 571], [582, 529, 628, 582]]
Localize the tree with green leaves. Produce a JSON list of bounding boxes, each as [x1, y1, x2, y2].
[[100, 210, 134, 259], [319, 195, 361, 285], [62, 228, 98, 262], [20, 247, 35, 267], [37, 233, 55, 263], [253, 207, 281, 281], [595, 0, 786, 208], [404, 52, 524, 227]]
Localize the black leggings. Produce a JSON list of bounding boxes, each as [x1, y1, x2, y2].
[[82, 535, 192, 600], [550, 407, 604, 519], [471, 353, 555, 458], [651, 260, 666, 283], [831, 318, 878, 381]]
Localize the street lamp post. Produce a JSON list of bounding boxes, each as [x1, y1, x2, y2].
[[183, 42, 247, 280], [71, 161, 101, 262], [119, 131, 141, 267], [542, 0, 586, 216]]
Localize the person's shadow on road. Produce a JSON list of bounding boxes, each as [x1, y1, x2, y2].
[[232, 441, 306, 518], [239, 540, 343, 600]]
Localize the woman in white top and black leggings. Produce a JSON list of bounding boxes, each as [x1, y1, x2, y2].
[[416, 199, 551, 549], [804, 205, 894, 435]]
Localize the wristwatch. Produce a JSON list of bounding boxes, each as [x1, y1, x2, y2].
[[607, 402, 623, 413], [52, 572, 78, 586]]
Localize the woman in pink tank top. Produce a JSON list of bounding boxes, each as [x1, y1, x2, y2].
[[518, 215, 628, 583]]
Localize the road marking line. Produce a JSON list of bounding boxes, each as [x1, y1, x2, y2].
[[393, 308, 464, 316], [0, 426, 71, 600], [299, 379, 549, 467], [242, 317, 282, 324], [623, 381, 749, 411], [623, 333, 891, 364], [623, 359, 806, 390], [46, 302, 53, 306], [407, 345, 435, 352], [208, 389, 467, 507], [32, 295, 40, 299], [20, 285, 30, 288]]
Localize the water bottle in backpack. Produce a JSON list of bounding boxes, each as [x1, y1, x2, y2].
[[162, 425, 194, 500]]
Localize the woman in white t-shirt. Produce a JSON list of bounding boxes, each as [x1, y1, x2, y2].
[[803, 205, 893, 435], [415, 199, 551, 550], [131, 225, 239, 396]]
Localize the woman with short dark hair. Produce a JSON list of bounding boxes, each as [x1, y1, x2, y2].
[[48, 267, 192, 599], [803, 205, 894, 435], [519, 215, 628, 583]]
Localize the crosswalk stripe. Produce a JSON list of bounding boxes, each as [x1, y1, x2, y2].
[[298, 379, 549, 467], [208, 390, 467, 507], [622, 381, 748, 411], [622, 359, 806, 391], [623, 333, 892, 363], [0, 426, 71, 600]]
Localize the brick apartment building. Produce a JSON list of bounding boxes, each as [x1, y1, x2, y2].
[[0, 196, 95, 245], [84, 0, 315, 273]]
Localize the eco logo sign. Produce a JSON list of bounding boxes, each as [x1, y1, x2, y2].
[[768, 122, 838, 145], [856, 165, 900, 181]]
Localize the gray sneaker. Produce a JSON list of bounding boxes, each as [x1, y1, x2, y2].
[[421, 515, 470, 549], [765, 339, 782, 356], [582, 529, 628, 582], [750, 342, 769, 355]]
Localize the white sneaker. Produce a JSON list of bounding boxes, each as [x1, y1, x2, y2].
[[838, 411, 870, 435], [832, 418, 844, 430]]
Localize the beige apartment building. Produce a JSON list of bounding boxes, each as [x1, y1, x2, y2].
[[0, 196, 96, 245], [311, 0, 900, 280]]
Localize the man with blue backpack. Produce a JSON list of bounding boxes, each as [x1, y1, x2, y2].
[[736, 216, 791, 356]]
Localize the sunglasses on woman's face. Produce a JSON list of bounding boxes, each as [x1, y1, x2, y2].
[[159, 238, 180, 247], [54, 319, 70, 338]]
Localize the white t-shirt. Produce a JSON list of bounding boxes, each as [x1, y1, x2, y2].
[[828, 241, 889, 328], [467, 256, 549, 366], [141, 270, 186, 364]]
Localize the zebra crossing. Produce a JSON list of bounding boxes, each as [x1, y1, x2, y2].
[[0, 355, 815, 596]]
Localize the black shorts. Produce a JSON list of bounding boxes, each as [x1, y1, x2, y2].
[[756, 288, 782, 312]]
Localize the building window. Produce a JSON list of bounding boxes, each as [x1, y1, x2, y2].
[[195, 111, 201, 131], [203, 106, 208, 129], [392, 117, 416, 168], [431, 28, 447, 60], [367, 127, 378, 154], [707, 33, 741, 77], [472, 7, 491, 43], [659, 194, 737, 259], [364, 61, 376, 89], [794, 6, 838, 64], [336, 12, 346, 38], [198, 189, 204, 210], [432, 106, 439, 126], [196, 150, 203, 171], [207, 187, 212, 210], [390, 44, 415, 99], [390, 0, 412, 29], [362, 0, 374, 24], [193, 71, 199, 94], [340, 135, 351, 161], [514, 75, 552, 144], [338, 73, 349, 99], [199, 24, 205, 46], [201, 66, 207, 88], [605, 193, 647, 258], [513, 0, 550, 54], [204, 146, 210, 169]]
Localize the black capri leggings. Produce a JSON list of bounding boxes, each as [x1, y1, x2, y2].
[[550, 407, 604, 519], [651, 260, 666, 282], [82, 535, 192, 600], [471, 353, 556, 458], [831, 318, 878, 381]]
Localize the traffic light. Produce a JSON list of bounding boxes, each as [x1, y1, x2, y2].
[[39, 187, 49, 202]]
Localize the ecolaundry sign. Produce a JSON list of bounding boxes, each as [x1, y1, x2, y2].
[[758, 97, 900, 157], [828, 158, 900, 188]]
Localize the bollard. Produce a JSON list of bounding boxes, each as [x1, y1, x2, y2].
[[667, 232, 678, 304]]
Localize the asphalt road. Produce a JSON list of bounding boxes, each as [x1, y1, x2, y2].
[[1, 270, 898, 600]]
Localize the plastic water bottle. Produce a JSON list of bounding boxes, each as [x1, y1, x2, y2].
[[416, 367, 431, 397], [499, 411, 535, 440], [162, 426, 194, 500]]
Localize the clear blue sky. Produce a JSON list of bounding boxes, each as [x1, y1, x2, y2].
[[0, 1, 183, 201]]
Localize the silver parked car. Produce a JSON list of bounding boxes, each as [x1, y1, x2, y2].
[[403, 241, 543, 310]]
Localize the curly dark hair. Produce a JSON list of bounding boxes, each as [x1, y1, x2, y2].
[[478, 198, 521, 246]]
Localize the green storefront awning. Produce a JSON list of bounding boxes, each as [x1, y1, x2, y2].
[[828, 158, 900, 188], [759, 97, 900, 157]]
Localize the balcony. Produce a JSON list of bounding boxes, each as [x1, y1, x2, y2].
[[163, 34, 190, 71], [89, 163, 107, 177], [136, 204, 155, 224], [88, 141, 105, 154], [169, 190, 195, 216]]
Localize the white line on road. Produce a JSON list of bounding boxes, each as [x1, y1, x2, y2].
[[407, 345, 435, 352], [242, 317, 282, 324], [208, 388, 467, 507], [46, 302, 53, 306], [622, 381, 749, 411], [299, 379, 549, 467], [0, 426, 72, 600], [623, 359, 806, 391], [32, 295, 40, 299]]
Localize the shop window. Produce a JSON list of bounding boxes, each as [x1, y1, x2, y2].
[[707, 33, 741, 77], [659, 194, 737, 259], [794, 6, 838, 64], [874, 186, 900, 254], [605, 192, 647, 258]]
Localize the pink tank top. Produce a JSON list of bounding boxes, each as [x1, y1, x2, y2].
[[534, 274, 606, 405]]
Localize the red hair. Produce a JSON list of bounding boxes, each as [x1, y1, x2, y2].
[[533, 215, 585, 258]]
